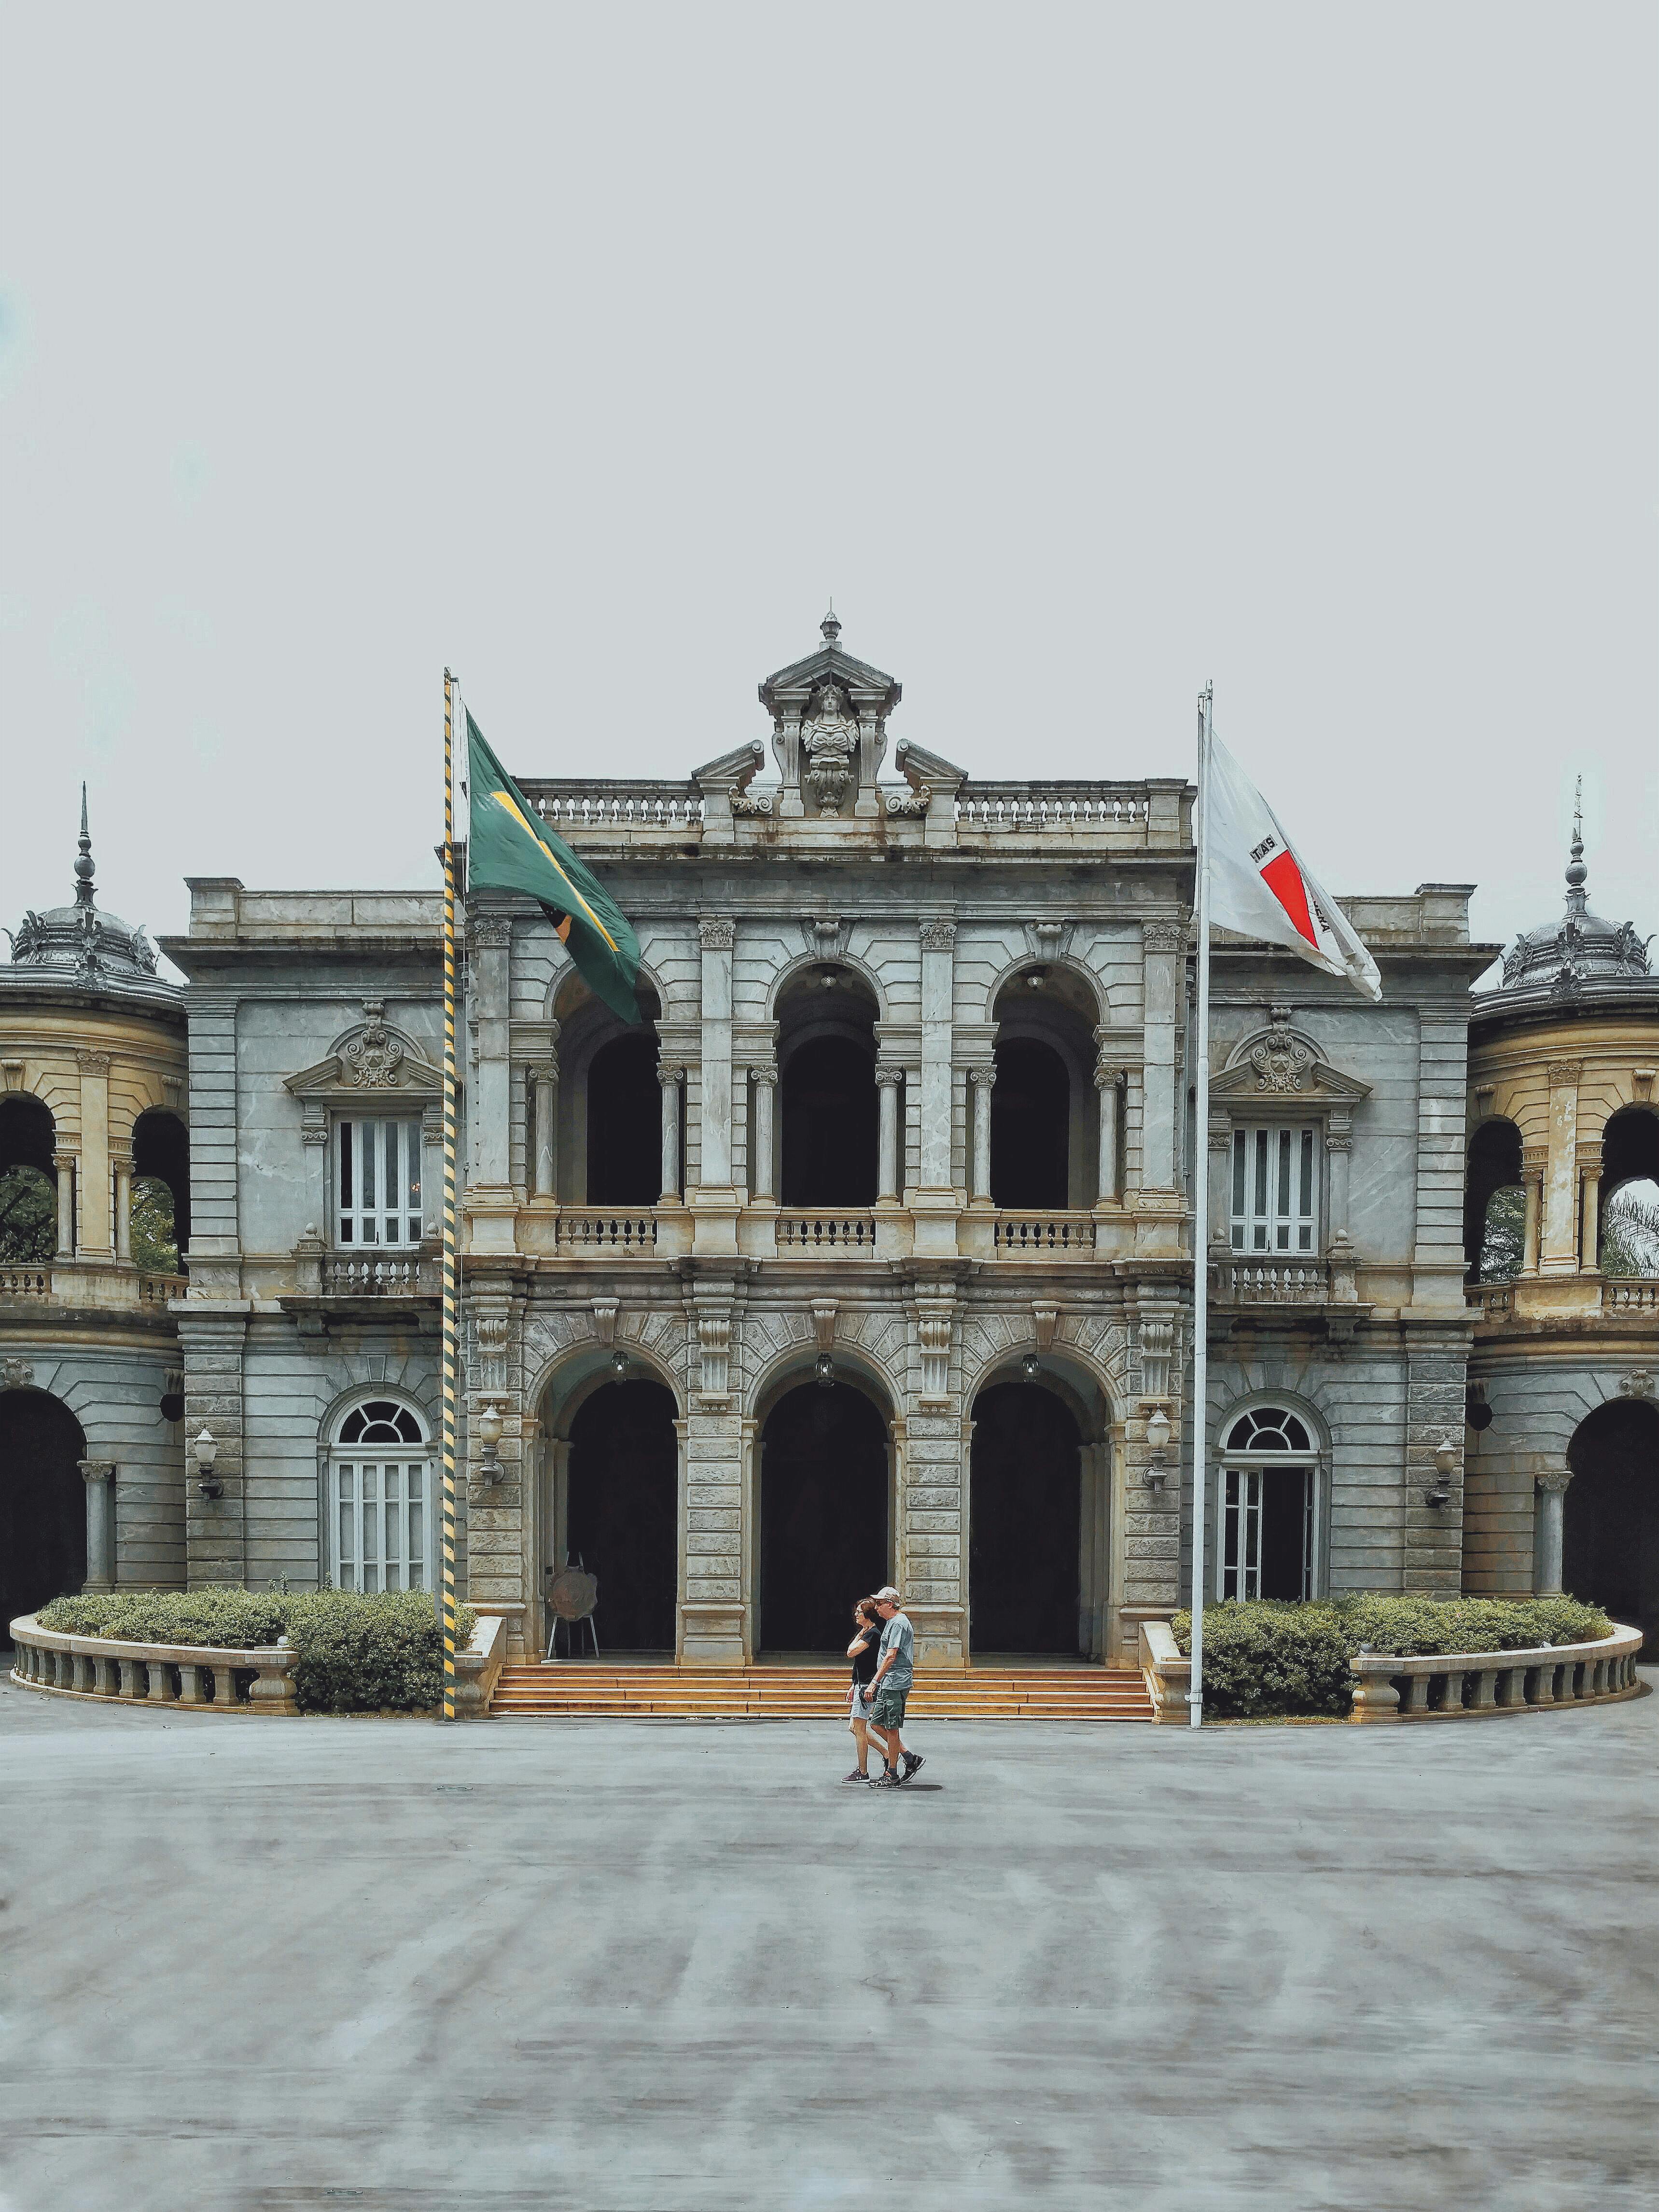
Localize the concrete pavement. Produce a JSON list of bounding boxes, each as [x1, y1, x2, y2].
[[1, 1674, 1655, 2211]]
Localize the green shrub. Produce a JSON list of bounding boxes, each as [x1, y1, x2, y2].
[[1171, 1594, 1616, 1718], [34, 1587, 478, 1714]]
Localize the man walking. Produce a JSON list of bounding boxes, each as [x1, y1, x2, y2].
[[866, 1587, 924, 1786]]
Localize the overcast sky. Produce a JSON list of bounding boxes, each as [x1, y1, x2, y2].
[[2, 4, 1653, 986]]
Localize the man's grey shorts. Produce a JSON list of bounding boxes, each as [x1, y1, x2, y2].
[[871, 1682, 909, 1728]]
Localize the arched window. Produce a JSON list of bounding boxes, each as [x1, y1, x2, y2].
[[132, 1108, 191, 1264], [1219, 1405, 1318, 1601], [1464, 1118, 1522, 1281], [777, 968, 879, 1208], [327, 1397, 432, 1591], [586, 1033, 662, 1206], [1601, 1108, 1659, 1277]]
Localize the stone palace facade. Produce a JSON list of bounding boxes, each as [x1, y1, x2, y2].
[[2, 616, 1654, 1661]]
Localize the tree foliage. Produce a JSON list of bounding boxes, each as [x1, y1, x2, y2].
[[0, 1165, 55, 1261], [1602, 1177, 1659, 1278], [1478, 1182, 1525, 1281], [129, 1175, 181, 1273]]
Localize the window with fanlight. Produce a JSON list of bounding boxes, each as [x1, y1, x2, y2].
[[327, 1398, 433, 1591], [1218, 1405, 1319, 1601]]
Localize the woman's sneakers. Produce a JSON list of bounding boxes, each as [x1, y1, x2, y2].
[[841, 1769, 869, 1784], [900, 1752, 925, 1783]]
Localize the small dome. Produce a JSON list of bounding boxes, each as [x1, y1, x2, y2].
[[4, 788, 159, 982], [1496, 801, 1651, 998]]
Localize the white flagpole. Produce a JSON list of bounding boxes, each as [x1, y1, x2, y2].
[[1189, 683, 1213, 1727]]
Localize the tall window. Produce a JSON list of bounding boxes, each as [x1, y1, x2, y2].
[[1230, 1126, 1318, 1254], [336, 1118, 422, 1247], [329, 1399, 432, 1591], [1219, 1406, 1317, 1601]]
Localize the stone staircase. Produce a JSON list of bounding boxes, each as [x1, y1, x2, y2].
[[488, 1659, 1154, 1722]]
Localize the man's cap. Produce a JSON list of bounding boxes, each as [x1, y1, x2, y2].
[[874, 1586, 902, 1604]]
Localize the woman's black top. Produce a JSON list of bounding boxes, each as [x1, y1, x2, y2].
[[850, 1624, 879, 1686]]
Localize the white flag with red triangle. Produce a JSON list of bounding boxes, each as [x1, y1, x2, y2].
[[1206, 731, 1382, 1001]]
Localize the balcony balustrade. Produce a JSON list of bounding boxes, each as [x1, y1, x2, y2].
[[555, 1211, 660, 1255], [991, 1211, 1098, 1257], [1214, 1257, 1331, 1306], [776, 1210, 877, 1253]]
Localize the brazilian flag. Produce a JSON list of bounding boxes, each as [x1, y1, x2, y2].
[[465, 710, 641, 1024]]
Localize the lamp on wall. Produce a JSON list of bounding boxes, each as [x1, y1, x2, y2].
[[1021, 1352, 1041, 1382], [192, 1427, 221, 1499], [1426, 1436, 1457, 1509], [610, 1347, 629, 1379], [1144, 1404, 1172, 1491], [477, 1399, 505, 1483], [815, 1352, 836, 1389]]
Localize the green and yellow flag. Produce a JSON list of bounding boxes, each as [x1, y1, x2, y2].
[[465, 710, 641, 1023]]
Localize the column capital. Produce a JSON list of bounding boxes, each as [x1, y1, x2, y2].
[[749, 1064, 780, 1089], [1547, 1060, 1584, 1088], [967, 1064, 997, 1091], [1521, 1146, 1548, 1181], [919, 918, 957, 951], [1535, 1467, 1575, 1495], [873, 1064, 904, 1090], [1142, 920, 1187, 954], [658, 1062, 686, 1089], [698, 915, 736, 950], [468, 915, 514, 950], [52, 1145, 79, 1168], [76, 1050, 112, 1075], [78, 1459, 116, 1486], [1093, 1061, 1122, 1090]]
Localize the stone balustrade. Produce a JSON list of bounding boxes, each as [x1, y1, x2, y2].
[[776, 1210, 877, 1252], [1605, 1280, 1659, 1312], [0, 1262, 186, 1311], [523, 781, 705, 831], [991, 1211, 1098, 1257], [952, 786, 1152, 832], [9, 1611, 505, 1718], [0, 1267, 51, 1299], [324, 1255, 433, 1294], [1466, 1281, 1514, 1320], [1139, 1618, 1644, 1724], [1348, 1624, 1643, 1721], [1214, 1258, 1331, 1306], [555, 1211, 660, 1254]]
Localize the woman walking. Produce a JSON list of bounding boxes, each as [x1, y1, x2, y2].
[[842, 1597, 881, 1783]]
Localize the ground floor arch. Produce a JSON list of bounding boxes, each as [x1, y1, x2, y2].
[[558, 1377, 679, 1652], [758, 1376, 890, 1654], [0, 1388, 87, 1635], [969, 1380, 1090, 1654], [1564, 1397, 1659, 1653]]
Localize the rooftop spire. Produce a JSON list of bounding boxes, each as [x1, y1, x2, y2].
[[820, 600, 841, 647], [1565, 774, 1588, 910], [73, 783, 97, 910]]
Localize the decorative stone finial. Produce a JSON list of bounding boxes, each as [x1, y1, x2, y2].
[[74, 784, 96, 909], [1565, 775, 1588, 905], [820, 601, 841, 647]]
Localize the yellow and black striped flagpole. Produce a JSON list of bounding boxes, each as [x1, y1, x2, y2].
[[440, 668, 460, 1721]]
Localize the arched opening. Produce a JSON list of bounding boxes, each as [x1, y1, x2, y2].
[[759, 1377, 888, 1653], [1464, 1118, 1523, 1281], [586, 1035, 662, 1207], [552, 974, 663, 1206], [132, 1108, 190, 1267], [1217, 1405, 1318, 1601], [990, 1040, 1070, 1209], [0, 1095, 57, 1262], [0, 1389, 87, 1633], [970, 1381, 1082, 1652], [1601, 1108, 1659, 1276], [777, 968, 879, 1208], [565, 1378, 678, 1652], [1564, 1397, 1659, 1652], [990, 967, 1100, 1208]]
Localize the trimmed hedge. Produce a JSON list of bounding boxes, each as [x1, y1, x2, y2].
[[1170, 1595, 1615, 1719], [33, 1588, 478, 1715]]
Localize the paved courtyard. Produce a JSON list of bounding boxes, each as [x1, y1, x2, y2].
[[1, 1677, 1655, 2212]]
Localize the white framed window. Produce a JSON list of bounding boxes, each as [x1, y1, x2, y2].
[[1218, 1406, 1318, 1601], [336, 1117, 422, 1248], [1230, 1125, 1318, 1254], [328, 1398, 433, 1591]]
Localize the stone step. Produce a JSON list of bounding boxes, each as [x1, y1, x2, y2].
[[488, 1663, 1153, 1721]]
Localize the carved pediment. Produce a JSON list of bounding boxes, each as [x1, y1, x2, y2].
[[1211, 1015, 1371, 1106], [285, 1006, 443, 1105]]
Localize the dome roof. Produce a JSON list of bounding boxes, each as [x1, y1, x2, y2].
[[3, 788, 159, 983], [1494, 797, 1651, 1000]]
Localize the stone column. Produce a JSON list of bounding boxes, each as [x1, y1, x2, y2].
[[76, 1050, 113, 1257], [1325, 1110, 1357, 1301], [750, 1067, 778, 1201], [1541, 1061, 1583, 1272], [968, 1065, 996, 1202], [112, 1147, 134, 1263], [1578, 1145, 1602, 1272], [1093, 1062, 1120, 1203], [531, 1061, 558, 1200], [875, 1065, 902, 1203], [1139, 922, 1184, 1192], [53, 1147, 76, 1258], [691, 919, 738, 1254], [659, 1064, 684, 1201], [1521, 1147, 1546, 1276], [1534, 1467, 1574, 1595], [79, 1460, 116, 1590], [1206, 1125, 1231, 1256], [911, 919, 959, 1256], [179, 1307, 250, 1587], [468, 923, 514, 1187]]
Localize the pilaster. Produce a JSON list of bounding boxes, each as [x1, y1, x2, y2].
[[178, 1306, 250, 1587]]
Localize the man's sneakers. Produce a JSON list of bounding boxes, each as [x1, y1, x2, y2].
[[900, 1752, 925, 1783], [841, 1769, 870, 1784], [872, 1766, 902, 1787]]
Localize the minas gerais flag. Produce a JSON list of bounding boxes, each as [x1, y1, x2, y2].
[[464, 709, 642, 1024]]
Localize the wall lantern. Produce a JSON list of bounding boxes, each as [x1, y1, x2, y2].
[[610, 1347, 629, 1379], [1021, 1352, 1041, 1382], [815, 1352, 836, 1389], [477, 1399, 505, 1482], [1144, 1404, 1172, 1491], [1427, 1436, 1457, 1508], [193, 1427, 222, 1499]]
